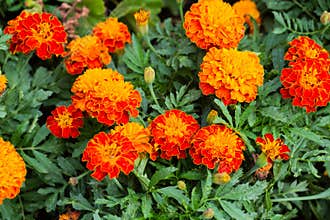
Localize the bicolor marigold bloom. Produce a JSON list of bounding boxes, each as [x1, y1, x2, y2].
[[0, 74, 8, 95], [233, 0, 261, 34], [111, 122, 154, 155], [256, 134, 290, 162], [82, 132, 139, 181], [64, 35, 111, 75], [284, 36, 329, 62], [199, 47, 264, 105], [71, 68, 141, 126], [4, 11, 67, 60], [149, 109, 200, 160], [280, 59, 330, 112], [92, 17, 131, 53], [46, 105, 84, 139], [190, 124, 245, 174], [183, 0, 245, 49], [0, 137, 27, 204]]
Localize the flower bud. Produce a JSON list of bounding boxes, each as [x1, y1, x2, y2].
[[213, 172, 231, 185], [320, 11, 330, 25], [206, 110, 218, 125], [144, 66, 155, 84], [203, 208, 215, 219], [134, 9, 150, 35], [255, 161, 273, 180], [177, 180, 187, 191], [68, 177, 78, 186]]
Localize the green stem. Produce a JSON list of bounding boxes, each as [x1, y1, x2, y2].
[[148, 83, 161, 109], [272, 188, 330, 202], [133, 169, 150, 191], [112, 178, 125, 192], [144, 35, 160, 57], [76, 170, 91, 180], [292, 0, 317, 20], [179, 0, 184, 23], [18, 196, 25, 220]]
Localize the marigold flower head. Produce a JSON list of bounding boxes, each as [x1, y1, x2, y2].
[[233, 0, 261, 34], [82, 131, 139, 181], [284, 36, 329, 62], [0, 137, 27, 204], [183, 0, 245, 49], [4, 10, 67, 60], [64, 35, 111, 75], [190, 124, 246, 174], [46, 105, 84, 139], [0, 74, 8, 95], [255, 161, 273, 180], [134, 9, 150, 26], [71, 68, 142, 126], [92, 17, 131, 53], [59, 210, 80, 220], [149, 109, 200, 160], [199, 47, 264, 105], [280, 59, 330, 112], [111, 122, 153, 155], [256, 134, 290, 162]]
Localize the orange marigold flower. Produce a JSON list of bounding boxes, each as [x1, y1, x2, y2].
[[111, 122, 154, 155], [4, 11, 67, 60], [59, 210, 80, 220], [92, 17, 131, 53], [0, 74, 8, 95], [280, 59, 330, 112], [64, 35, 111, 75], [149, 109, 200, 160], [0, 137, 27, 204], [284, 36, 329, 62], [256, 134, 290, 162], [183, 0, 245, 49], [233, 0, 261, 34], [134, 9, 150, 26], [199, 47, 264, 105], [71, 68, 141, 126], [190, 124, 245, 174], [82, 131, 139, 181], [46, 105, 84, 139]]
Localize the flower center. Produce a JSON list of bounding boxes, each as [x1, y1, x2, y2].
[[55, 111, 73, 128], [205, 129, 238, 156], [300, 65, 319, 89], [34, 22, 53, 42], [262, 139, 282, 161], [103, 143, 120, 159], [161, 114, 188, 139]]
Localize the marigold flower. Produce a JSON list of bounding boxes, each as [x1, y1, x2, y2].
[[199, 47, 264, 105], [4, 11, 67, 60], [0, 74, 8, 95], [255, 161, 273, 180], [59, 210, 80, 220], [233, 0, 261, 34], [190, 124, 245, 174], [284, 36, 329, 62], [256, 134, 290, 162], [46, 105, 84, 139], [0, 137, 27, 204], [71, 68, 141, 126], [82, 131, 139, 181], [183, 0, 245, 49], [64, 35, 111, 75], [92, 17, 131, 53], [111, 122, 153, 155], [280, 59, 330, 112], [149, 109, 200, 160], [134, 9, 150, 35]]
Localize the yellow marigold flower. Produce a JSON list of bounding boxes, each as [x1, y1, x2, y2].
[[71, 68, 142, 126], [0, 74, 8, 95], [0, 137, 27, 204], [199, 47, 264, 105], [64, 35, 111, 75], [92, 17, 131, 53], [111, 122, 153, 155], [183, 0, 245, 49], [233, 0, 261, 34], [134, 9, 150, 26]]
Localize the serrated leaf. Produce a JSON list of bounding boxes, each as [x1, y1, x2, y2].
[[179, 170, 203, 180], [32, 125, 49, 146], [191, 186, 200, 210], [219, 200, 253, 220], [214, 99, 233, 126], [149, 167, 177, 187], [71, 194, 94, 211], [290, 127, 326, 145], [157, 186, 189, 206], [141, 194, 152, 218], [201, 170, 212, 201], [221, 181, 267, 201]]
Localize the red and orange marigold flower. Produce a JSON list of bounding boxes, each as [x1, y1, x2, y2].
[[190, 124, 246, 174], [233, 0, 261, 34], [280, 36, 330, 112], [0, 74, 8, 95], [82, 131, 139, 181], [256, 133, 290, 162], [149, 109, 200, 160], [0, 137, 27, 204], [183, 0, 245, 49], [92, 17, 131, 53], [4, 11, 67, 60], [199, 47, 264, 105], [64, 35, 111, 75], [71, 68, 141, 126], [46, 105, 84, 139]]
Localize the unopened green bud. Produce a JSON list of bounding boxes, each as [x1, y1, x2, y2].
[[177, 180, 186, 191], [320, 11, 330, 25], [203, 208, 214, 219], [144, 66, 155, 84], [206, 110, 218, 125], [213, 172, 231, 185]]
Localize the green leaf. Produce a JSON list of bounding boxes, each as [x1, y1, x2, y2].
[[272, 188, 330, 202], [71, 194, 94, 211], [32, 125, 50, 146], [157, 186, 190, 206], [214, 99, 233, 126], [264, 0, 294, 10], [179, 170, 203, 180], [201, 170, 213, 201], [141, 194, 152, 218], [191, 186, 201, 210], [290, 127, 327, 145], [149, 166, 177, 187], [111, 0, 163, 18], [220, 181, 267, 201], [219, 200, 253, 220], [21, 152, 48, 174]]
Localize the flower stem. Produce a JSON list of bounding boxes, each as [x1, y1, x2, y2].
[[179, 0, 184, 23], [148, 83, 161, 109]]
